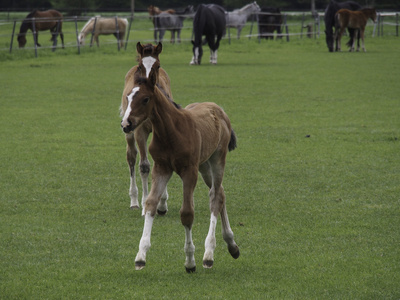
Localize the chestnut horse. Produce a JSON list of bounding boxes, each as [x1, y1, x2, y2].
[[336, 8, 377, 52], [120, 42, 172, 214], [121, 65, 240, 273], [17, 9, 64, 49]]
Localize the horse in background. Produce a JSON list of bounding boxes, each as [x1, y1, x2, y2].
[[336, 8, 377, 52], [324, 0, 362, 52], [120, 42, 172, 214], [226, 1, 261, 39], [156, 5, 195, 43], [258, 7, 283, 39], [148, 5, 176, 43], [17, 9, 64, 50], [78, 17, 128, 47], [121, 66, 240, 273], [190, 4, 226, 65]]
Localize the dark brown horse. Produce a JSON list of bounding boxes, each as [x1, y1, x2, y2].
[[336, 8, 377, 52], [18, 9, 64, 49], [121, 60, 240, 273], [120, 42, 173, 214]]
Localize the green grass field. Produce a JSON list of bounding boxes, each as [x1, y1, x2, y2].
[[1, 18, 400, 299]]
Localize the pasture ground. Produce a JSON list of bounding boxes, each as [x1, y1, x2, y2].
[[1, 29, 399, 299]]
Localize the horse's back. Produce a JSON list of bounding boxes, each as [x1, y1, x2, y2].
[[194, 4, 226, 35]]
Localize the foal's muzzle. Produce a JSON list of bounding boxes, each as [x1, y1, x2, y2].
[[121, 120, 134, 133]]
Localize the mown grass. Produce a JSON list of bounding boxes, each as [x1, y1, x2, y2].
[[1, 28, 399, 299]]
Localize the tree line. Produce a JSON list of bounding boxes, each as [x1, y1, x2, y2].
[[1, 0, 399, 14]]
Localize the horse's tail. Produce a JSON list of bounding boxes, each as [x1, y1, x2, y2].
[[228, 129, 237, 152]]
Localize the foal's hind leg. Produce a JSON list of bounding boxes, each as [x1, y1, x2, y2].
[[126, 133, 139, 209]]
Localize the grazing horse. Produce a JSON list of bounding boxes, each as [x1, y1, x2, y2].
[[120, 42, 172, 214], [78, 17, 128, 47], [148, 5, 176, 43], [226, 1, 261, 39], [324, 0, 362, 52], [121, 66, 240, 273], [156, 5, 195, 43], [258, 7, 283, 39], [336, 8, 377, 52], [190, 4, 226, 65], [17, 9, 64, 49]]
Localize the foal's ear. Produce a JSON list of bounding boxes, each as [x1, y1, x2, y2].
[[136, 42, 143, 56], [155, 42, 163, 55], [148, 68, 157, 89]]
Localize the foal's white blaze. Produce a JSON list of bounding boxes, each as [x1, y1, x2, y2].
[[142, 57, 157, 78], [122, 87, 140, 128]]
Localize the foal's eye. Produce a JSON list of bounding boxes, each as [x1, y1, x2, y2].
[[142, 97, 149, 105]]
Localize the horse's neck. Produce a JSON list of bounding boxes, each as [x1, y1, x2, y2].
[[150, 88, 183, 143], [19, 21, 30, 34]]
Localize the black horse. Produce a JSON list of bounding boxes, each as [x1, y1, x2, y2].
[[258, 7, 283, 40], [190, 4, 226, 65], [324, 0, 362, 52]]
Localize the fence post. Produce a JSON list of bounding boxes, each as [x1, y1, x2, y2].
[[257, 12, 260, 43], [227, 14, 231, 44], [397, 13, 399, 37], [32, 17, 38, 57], [9, 20, 16, 53], [115, 16, 120, 51], [75, 16, 80, 54], [90, 17, 97, 47], [301, 12, 305, 38], [125, 15, 133, 50], [52, 20, 60, 51], [284, 13, 289, 42]]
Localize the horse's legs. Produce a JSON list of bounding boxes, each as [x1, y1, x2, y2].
[[177, 29, 181, 43], [135, 165, 173, 270], [179, 168, 198, 272], [159, 29, 165, 43], [237, 26, 242, 39], [352, 29, 358, 52], [134, 128, 150, 215], [125, 133, 139, 209], [360, 28, 366, 52]]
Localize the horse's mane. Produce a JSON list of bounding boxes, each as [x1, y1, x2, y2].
[[26, 10, 38, 18], [80, 17, 96, 34]]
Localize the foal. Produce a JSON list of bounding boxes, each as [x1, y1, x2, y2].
[[121, 67, 240, 272], [336, 8, 377, 52], [120, 42, 172, 214]]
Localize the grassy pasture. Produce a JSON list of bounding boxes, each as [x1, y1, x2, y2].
[[1, 25, 400, 299]]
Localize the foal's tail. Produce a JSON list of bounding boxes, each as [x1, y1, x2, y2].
[[228, 129, 237, 152]]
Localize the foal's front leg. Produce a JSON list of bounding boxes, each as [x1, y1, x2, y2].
[[125, 133, 139, 209], [135, 165, 172, 270]]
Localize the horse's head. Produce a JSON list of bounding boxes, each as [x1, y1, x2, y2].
[[190, 41, 203, 65], [251, 2, 261, 13], [78, 32, 86, 45], [17, 33, 27, 48], [325, 30, 334, 52], [136, 42, 162, 78], [121, 69, 158, 133], [370, 8, 377, 23]]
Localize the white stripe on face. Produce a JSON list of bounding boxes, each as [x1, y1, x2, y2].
[[142, 57, 157, 78], [122, 87, 140, 127]]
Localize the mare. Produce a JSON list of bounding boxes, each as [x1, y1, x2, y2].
[[190, 4, 226, 65], [336, 8, 377, 52], [148, 5, 176, 43], [324, 0, 362, 52], [156, 5, 195, 43], [258, 7, 283, 39], [120, 42, 173, 214], [226, 1, 261, 39], [121, 67, 240, 273], [17, 9, 64, 50], [78, 17, 128, 47]]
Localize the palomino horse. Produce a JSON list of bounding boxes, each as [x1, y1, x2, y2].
[[190, 4, 226, 65], [120, 42, 172, 214], [78, 17, 128, 47], [226, 1, 261, 39], [121, 67, 240, 273], [148, 5, 176, 43], [17, 9, 64, 49], [336, 8, 377, 52], [324, 0, 362, 52]]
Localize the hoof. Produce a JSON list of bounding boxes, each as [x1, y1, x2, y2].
[[228, 245, 240, 259], [157, 209, 167, 216], [202, 260, 214, 269], [185, 266, 196, 273], [130, 205, 140, 210], [135, 261, 146, 270]]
